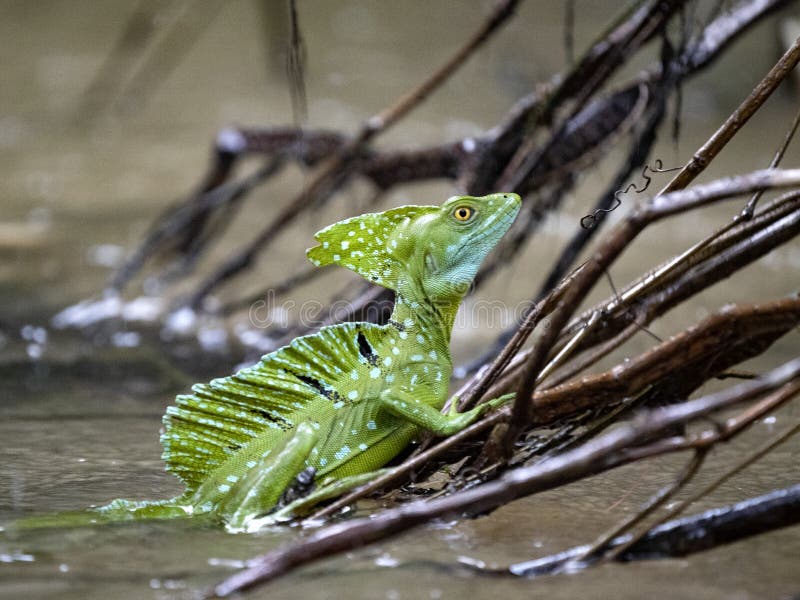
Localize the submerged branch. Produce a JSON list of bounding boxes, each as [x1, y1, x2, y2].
[[504, 482, 800, 576]]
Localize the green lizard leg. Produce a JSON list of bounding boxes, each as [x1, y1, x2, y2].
[[207, 421, 319, 530], [259, 468, 393, 525], [380, 390, 514, 436]]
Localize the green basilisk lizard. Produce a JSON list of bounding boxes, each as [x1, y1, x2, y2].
[[17, 193, 521, 532]]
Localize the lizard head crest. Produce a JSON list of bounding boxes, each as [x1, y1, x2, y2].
[[307, 193, 521, 299]]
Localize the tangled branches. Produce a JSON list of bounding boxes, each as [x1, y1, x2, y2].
[[206, 29, 800, 597], [59, 1, 800, 596]]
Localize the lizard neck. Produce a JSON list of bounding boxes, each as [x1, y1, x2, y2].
[[389, 288, 462, 356]]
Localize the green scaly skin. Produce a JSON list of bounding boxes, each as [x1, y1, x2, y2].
[[10, 193, 521, 533]]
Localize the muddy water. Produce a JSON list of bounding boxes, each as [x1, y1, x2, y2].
[[1, 2, 799, 599]]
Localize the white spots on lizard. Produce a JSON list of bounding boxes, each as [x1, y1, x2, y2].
[[416, 334, 426, 344], [217, 484, 231, 494], [410, 354, 423, 362], [428, 350, 438, 360], [403, 318, 414, 328], [358, 443, 368, 451], [335, 445, 351, 460], [333, 254, 340, 261], [399, 330, 408, 340], [348, 390, 359, 400], [370, 367, 381, 379], [383, 356, 392, 367], [226, 474, 239, 483], [333, 401, 344, 409], [392, 346, 400, 355], [351, 369, 359, 380], [246, 460, 257, 469], [385, 374, 395, 383], [341, 241, 349, 250], [366, 420, 377, 430]]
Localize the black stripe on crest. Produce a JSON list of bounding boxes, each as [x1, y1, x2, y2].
[[357, 330, 379, 366]]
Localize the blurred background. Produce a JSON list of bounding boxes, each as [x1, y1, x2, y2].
[[1, 2, 799, 599]]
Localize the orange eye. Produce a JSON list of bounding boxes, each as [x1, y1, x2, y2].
[[453, 206, 475, 222]]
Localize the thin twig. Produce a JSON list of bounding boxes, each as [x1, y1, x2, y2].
[[742, 101, 800, 217], [658, 34, 800, 195], [286, 0, 307, 125], [556, 189, 800, 356], [572, 449, 708, 565]]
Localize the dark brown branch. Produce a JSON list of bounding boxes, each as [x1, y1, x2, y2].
[[497, 0, 687, 192], [504, 483, 800, 576], [521, 296, 800, 424], [109, 158, 285, 292]]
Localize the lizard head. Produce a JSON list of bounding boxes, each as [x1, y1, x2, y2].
[[411, 193, 521, 302], [307, 193, 520, 301]]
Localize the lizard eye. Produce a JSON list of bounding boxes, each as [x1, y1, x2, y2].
[[452, 206, 476, 222]]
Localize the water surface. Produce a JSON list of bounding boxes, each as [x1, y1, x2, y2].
[[1, 2, 799, 598]]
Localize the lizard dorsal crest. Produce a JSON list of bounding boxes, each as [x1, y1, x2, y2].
[[161, 322, 386, 493], [306, 205, 435, 290]]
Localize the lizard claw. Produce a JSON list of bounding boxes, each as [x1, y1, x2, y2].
[[447, 395, 462, 416], [485, 392, 515, 410]]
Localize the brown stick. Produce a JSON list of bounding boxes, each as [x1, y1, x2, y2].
[[658, 34, 800, 195]]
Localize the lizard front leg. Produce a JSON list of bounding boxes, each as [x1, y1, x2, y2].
[[379, 389, 514, 436]]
